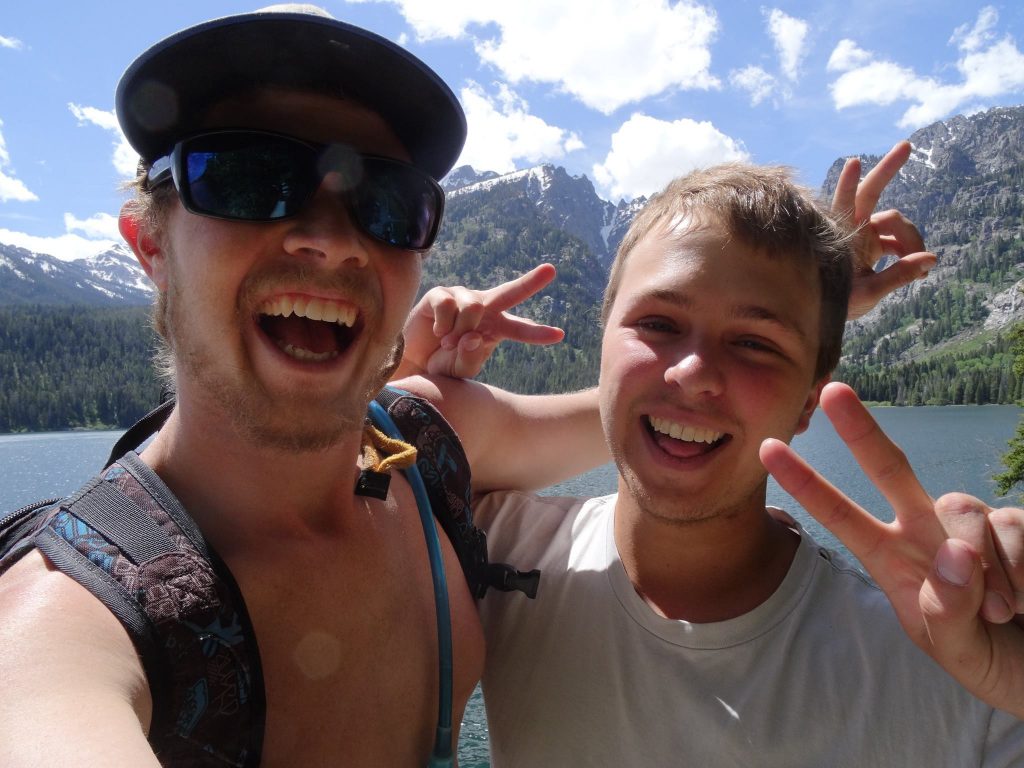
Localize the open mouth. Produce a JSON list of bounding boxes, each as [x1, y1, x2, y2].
[[647, 415, 730, 459], [256, 295, 360, 363]]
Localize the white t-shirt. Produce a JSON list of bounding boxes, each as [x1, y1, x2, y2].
[[476, 492, 1023, 767]]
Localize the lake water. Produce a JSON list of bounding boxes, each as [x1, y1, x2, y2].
[[1, 404, 1021, 767]]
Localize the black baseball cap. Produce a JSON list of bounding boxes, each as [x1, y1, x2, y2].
[[115, 5, 467, 181]]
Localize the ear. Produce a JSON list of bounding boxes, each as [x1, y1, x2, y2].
[[794, 374, 829, 435], [120, 201, 167, 290]]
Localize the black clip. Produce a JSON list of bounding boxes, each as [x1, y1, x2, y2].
[[487, 563, 541, 599], [355, 469, 391, 500]]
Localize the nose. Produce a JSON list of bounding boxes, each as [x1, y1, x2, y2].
[[280, 173, 369, 268], [664, 343, 725, 398]]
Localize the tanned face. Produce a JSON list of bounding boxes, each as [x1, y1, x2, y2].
[[149, 90, 423, 452], [599, 219, 826, 525]]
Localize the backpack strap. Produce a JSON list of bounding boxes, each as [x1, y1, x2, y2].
[[104, 397, 176, 469], [368, 397, 455, 768], [0, 455, 263, 767], [375, 387, 540, 600], [0, 496, 63, 569], [105, 391, 540, 600]]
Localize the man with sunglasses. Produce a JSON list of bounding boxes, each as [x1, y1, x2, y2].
[[0, 6, 595, 768]]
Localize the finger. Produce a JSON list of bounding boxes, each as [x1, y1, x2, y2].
[[935, 494, 1015, 623], [918, 540, 999, 691], [423, 347, 460, 377], [485, 263, 557, 312], [854, 141, 911, 222], [494, 313, 565, 346], [450, 339, 496, 379], [989, 507, 1024, 613], [443, 293, 486, 340], [760, 437, 889, 565], [428, 293, 460, 338], [869, 210, 927, 256], [831, 157, 860, 219], [818, 383, 936, 528], [847, 253, 936, 317]]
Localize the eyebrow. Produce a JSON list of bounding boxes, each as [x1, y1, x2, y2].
[[731, 304, 810, 341], [642, 288, 810, 341]]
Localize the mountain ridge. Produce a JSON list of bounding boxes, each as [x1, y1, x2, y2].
[[1, 103, 1022, 416]]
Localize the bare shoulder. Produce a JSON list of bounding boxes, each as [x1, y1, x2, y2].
[[388, 374, 501, 439], [390, 373, 486, 405], [0, 550, 159, 767]]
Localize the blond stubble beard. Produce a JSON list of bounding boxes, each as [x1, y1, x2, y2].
[[153, 261, 403, 454]]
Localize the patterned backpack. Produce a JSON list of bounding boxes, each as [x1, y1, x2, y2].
[[0, 387, 538, 767]]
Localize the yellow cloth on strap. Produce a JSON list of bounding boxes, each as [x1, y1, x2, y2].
[[361, 423, 417, 474]]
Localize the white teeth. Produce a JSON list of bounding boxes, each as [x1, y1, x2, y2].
[[276, 341, 339, 362], [649, 416, 723, 445], [258, 295, 356, 327]]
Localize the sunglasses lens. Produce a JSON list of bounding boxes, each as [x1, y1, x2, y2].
[[353, 159, 442, 250], [183, 135, 316, 220], [169, 132, 442, 250]]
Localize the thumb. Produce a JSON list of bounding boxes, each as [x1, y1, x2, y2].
[[847, 254, 934, 320], [919, 539, 992, 680]]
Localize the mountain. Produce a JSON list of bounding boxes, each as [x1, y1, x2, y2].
[[1, 103, 1022, 411], [824, 105, 1024, 335], [0, 242, 153, 306], [820, 105, 1024, 404], [443, 164, 644, 268], [423, 165, 614, 392]]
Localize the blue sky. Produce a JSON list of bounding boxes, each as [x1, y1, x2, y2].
[[1, 1, 1023, 260]]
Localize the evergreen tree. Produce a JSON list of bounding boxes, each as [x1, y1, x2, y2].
[[995, 323, 1024, 500]]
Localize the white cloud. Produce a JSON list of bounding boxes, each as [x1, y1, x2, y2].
[[0, 119, 37, 203], [730, 66, 778, 106], [458, 82, 583, 173], [958, 37, 1024, 96], [592, 113, 748, 201], [827, 39, 872, 72], [355, 0, 720, 114], [951, 5, 998, 53], [346, 0, 482, 40], [766, 8, 808, 82], [0, 172, 36, 203], [828, 8, 1024, 129], [64, 212, 120, 241], [0, 35, 24, 50], [830, 62, 929, 109], [68, 103, 138, 177], [0, 228, 119, 262]]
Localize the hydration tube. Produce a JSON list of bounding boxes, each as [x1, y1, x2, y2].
[[368, 400, 454, 768]]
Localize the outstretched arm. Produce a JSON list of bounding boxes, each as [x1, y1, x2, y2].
[[400, 374, 604, 494], [0, 552, 160, 767], [833, 140, 938, 320], [392, 264, 608, 492], [760, 382, 1024, 717]]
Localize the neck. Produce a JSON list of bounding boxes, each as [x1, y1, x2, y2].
[[613, 483, 800, 623], [138, 395, 367, 550]]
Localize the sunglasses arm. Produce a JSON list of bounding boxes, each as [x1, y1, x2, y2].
[[146, 155, 173, 188]]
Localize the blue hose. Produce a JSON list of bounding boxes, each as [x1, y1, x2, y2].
[[368, 399, 454, 767]]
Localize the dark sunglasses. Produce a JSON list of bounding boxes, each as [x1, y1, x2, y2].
[[146, 129, 445, 251]]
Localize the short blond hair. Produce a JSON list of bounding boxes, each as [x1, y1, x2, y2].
[[602, 164, 853, 380]]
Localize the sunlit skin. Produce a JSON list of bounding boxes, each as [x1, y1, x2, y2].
[[599, 218, 828, 620], [140, 89, 422, 453], [113, 90, 485, 765]]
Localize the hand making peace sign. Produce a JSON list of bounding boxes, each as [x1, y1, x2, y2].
[[761, 382, 1024, 718], [396, 263, 565, 380]]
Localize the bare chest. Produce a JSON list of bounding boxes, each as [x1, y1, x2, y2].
[[222, 496, 484, 766]]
